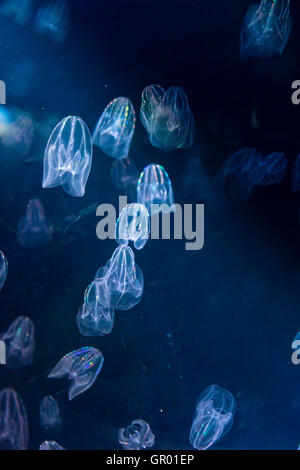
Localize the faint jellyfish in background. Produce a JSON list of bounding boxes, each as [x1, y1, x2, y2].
[[0, 0, 33, 26], [141, 85, 194, 150], [40, 396, 62, 431], [92, 97, 135, 159], [1, 316, 35, 369], [240, 0, 292, 58], [116, 203, 150, 250], [137, 163, 174, 214], [42, 116, 93, 197], [111, 157, 139, 201], [292, 153, 300, 192], [104, 245, 144, 310], [0, 251, 8, 292], [35, 0, 70, 43], [39, 440, 65, 450], [48, 347, 104, 400], [0, 107, 34, 163], [0, 388, 29, 450], [118, 419, 155, 450], [18, 199, 53, 248], [190, 385, 236, 450], [247, 152, 287, 186]]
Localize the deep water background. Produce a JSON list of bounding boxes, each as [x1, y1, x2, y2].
[[0, 0, 300, 450]]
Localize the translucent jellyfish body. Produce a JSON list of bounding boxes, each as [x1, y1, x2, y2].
[[137, 163, 174, 214], [0, 251, 8, 292], [34, 0, 70, 44], [92, 97, 135, 159], [116, 203, 150, 250], [48, 347, 104, 400], [39, 440, 64, 450], [190, 385, 236, 450], [40, 395, 61, 431], [141, 85, 194, 150], [76, 300, 115, 337], [1, 316, 35, 368], [0, 388, 29, 450], [18, 199, 53, 248], [240, 0, 292, 58], [42, 115, 93, 197], [118, 419, 155, 450]]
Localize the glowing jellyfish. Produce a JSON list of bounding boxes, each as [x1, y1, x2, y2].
[[118, 419, 155, 450], [42, 115, 93, 197], [1, 316, 35, 368], [0, 251, 8, 292], [240, 0, 292, 58], [76, 301, 115, 337], [39, 440, 64, 450], [40, 396, 61, 431], [116, 203, 150, 250], [0, 388, 29, 450], [48, 347, 104, 400], [190, 385, 236, 450], [137, 163, 174, 214], [35, 0, 70, 43], [17, 199, 53, 248], [92, 97, 135, 159], [141, 85, 194, 150]]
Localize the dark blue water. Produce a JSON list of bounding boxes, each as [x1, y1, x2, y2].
[[0, 0, 300, 450]]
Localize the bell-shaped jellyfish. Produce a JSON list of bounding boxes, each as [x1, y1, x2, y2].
[[17, 199, 53, 248], [118, 419, 155, 450], [116, 203, 150, 250], [0, 388, 29, 450], [137, 163, 174, 214], [1, 316, 35, 368], [40, 395, 62, 431]]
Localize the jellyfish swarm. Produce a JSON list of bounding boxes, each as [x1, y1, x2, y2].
[[0, 389, 29, 450], [189, 385, 236, 450], [0, 251, 8, 292], [18, 199, 53, 248], [92, 97, 135, 159], [111, 157, 139, 201], [34, 0, 70, 44], [1, 316, 35, 368], [116, 203, 150, 250], [42, 116, 93, 197], [118, 419, 155, 450], [140, 85, 194, 150], [40, 396, 61, 431], [39, 440, 65, 450], [240, 0, 292, 58], [48, 347, 104, 400], [137, 164, 174, 214]]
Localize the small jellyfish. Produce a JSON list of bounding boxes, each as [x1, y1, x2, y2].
[[116, 203, 150, 250], [190, 385, 236, 450], [0, 388, 29, 450], [76, 302, 114, 337], [1, 316, 35, 368], [48, 347, 104, 400], [111, 157, 139, 201], [240, 0, 292, 58], [118, 419, 155, 450], [0, 0, 33, 26], [17, 199, 53, 248], [34, 0, 70, 43], [40, 396, 61, 431], [247, 152, 287, 186], [92, 97, 135, 159], [0, 251, 8, 292], [141, 85, 194, 150], [104, 245, 144, 311], [42, 116, 93, 197], [39, 440, 64, 450], [137, 163, 174, 214]]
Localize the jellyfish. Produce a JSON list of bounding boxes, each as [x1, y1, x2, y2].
[[17, 199, 53, 248], [116, 203, 150, 250], [42, 115, 93, 197], [240, 0, 292, 58], [0, 251, 8, 292], [137, 163, 174, 214], [76, 301, 115, 337], [110, 157, 139, 201], [92, 97, 135, 159], [1, 316, 35, 368], [39, 440, 64, 450], [118, 419, 155, 450], [34, 0, 70, 43], [48, 347, 104, 400], [0, 0, 33, 26], [141, 85, 194, 150], [0, 388, 29, 450], [40, 396, 61, 431], [190, 385, 236, 450]]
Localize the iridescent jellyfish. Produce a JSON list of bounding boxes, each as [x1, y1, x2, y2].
[[17, 199, 53, 248], [42, 116, 93, 197], [115, 203, 150, 250], [1, 316, 35, 368], [34, 0, 70, 44], [92, 97, 135, 159], [0, 251, 8, 292], [137, 163, 174, 214], [0, 388, 29, 450], [39, 440, 65, 450], [118, 419, 155, 450], [240, 0, 292, 58], [40, 396, 61, 431], [140, 84, 165, 132]]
